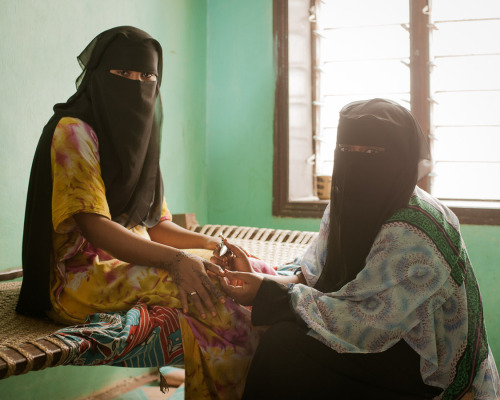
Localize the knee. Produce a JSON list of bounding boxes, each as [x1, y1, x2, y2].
[[256, 321, 305, 354]]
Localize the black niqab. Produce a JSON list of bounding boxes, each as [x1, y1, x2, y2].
[[314, 98, 430, 293], [17, 26, 164, 317]]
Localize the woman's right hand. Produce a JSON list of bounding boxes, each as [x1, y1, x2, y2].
[[211, 239, 253, 273], [167, 251, 225, 318], [211, 239, 254, 285], [218, 270, 264, 306]]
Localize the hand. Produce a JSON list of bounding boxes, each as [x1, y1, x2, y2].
[[211, 239, 254, 274], [168, 251, 225, 318], [218, 270, 264, 306]]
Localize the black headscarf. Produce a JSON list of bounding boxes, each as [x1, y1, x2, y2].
[[314, 98, 430, 293], [17, 26, 164, 317]]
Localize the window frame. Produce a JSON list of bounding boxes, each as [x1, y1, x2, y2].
[[272, 0, 500, 225]]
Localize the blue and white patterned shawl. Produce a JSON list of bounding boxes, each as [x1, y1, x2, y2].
[[290, 187, 499, 399]]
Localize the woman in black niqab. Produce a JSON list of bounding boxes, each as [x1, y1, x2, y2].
[[315, 98, 431, 292], [18, 26, 221, 318], [60, 26, 164, 228], [231, 99, 440, 399]]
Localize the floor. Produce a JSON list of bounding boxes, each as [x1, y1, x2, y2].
[[110, 383, 184, 400], [109, 367, 185, 400]]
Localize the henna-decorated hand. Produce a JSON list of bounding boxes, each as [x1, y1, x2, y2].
[[167, 251, 225, 318]]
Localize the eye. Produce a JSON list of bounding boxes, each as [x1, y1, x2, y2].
[[141, 72, 157, 81], [337, 144, 385, 154], [110, 70, 131, 78]]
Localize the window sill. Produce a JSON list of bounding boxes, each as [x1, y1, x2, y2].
[[273, 199, 328, 219], [447, 205, 500, 225], [274, 198, 500, 225], [441, 200, 500, 225]]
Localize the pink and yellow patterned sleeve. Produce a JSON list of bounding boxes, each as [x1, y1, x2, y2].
[[51, 117, 111, 233]]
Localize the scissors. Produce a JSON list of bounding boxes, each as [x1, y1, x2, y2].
[[217, 234, 233, 257]]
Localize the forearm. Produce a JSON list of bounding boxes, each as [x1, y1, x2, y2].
[[74, 213, 178, 268], [252, 276, 307, 327], [148, 220, 217, 250], [75, 213, 226, 316], [260, 271, 306, 286], [247, 272, 307, 326]]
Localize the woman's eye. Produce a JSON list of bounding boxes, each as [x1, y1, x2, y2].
[[338, 146, 381, 154], [118, 70, 130, 77], [141, 73, 157, 81]]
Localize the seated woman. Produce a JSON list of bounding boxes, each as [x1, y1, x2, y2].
[[17, 26, 263, 399], [216, 99, 500, 399]]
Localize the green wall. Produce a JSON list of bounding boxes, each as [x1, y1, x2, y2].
[[461, 225, 500, 360]]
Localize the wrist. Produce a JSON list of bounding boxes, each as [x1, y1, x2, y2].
[[156, 248, 188, 272], [204, 236, 218, 250]]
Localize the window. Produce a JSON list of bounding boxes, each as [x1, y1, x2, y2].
[[273, 0, 500, 224]]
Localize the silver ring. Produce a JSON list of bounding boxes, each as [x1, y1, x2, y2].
[[189, 291, 197, 296]]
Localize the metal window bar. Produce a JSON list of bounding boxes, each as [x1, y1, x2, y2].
[[321, 56, 410, 63], [434, 89, 500, 93], [434, 53, 500, 59], [434, 124, 500, 128], [321, 91, 410, 97], [434, 160, 500, 164], [320, 22, 410, 30], [434, 17, 500, 24]]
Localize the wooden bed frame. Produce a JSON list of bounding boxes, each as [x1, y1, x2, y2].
[[0, 215, 318, 380]]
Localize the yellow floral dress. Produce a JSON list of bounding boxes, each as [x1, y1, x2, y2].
[[49, 117, 177, 324], [49, 117, 263, 399]]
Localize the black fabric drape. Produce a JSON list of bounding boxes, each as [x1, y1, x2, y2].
[[251, 278, 306, 327], [242, 321, 442, 399], [17, 26, 164, 317], [315, 98, 430, 293]]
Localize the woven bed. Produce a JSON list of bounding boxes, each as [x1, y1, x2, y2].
[[0, 222, 317, 379]]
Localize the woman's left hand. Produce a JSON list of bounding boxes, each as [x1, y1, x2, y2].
[[218, 270, 264, 306], [170, 252, 225, 318]]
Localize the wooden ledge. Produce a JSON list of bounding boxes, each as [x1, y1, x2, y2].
[[0, 338, 70, 379], [0, 268, 22, 282]]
